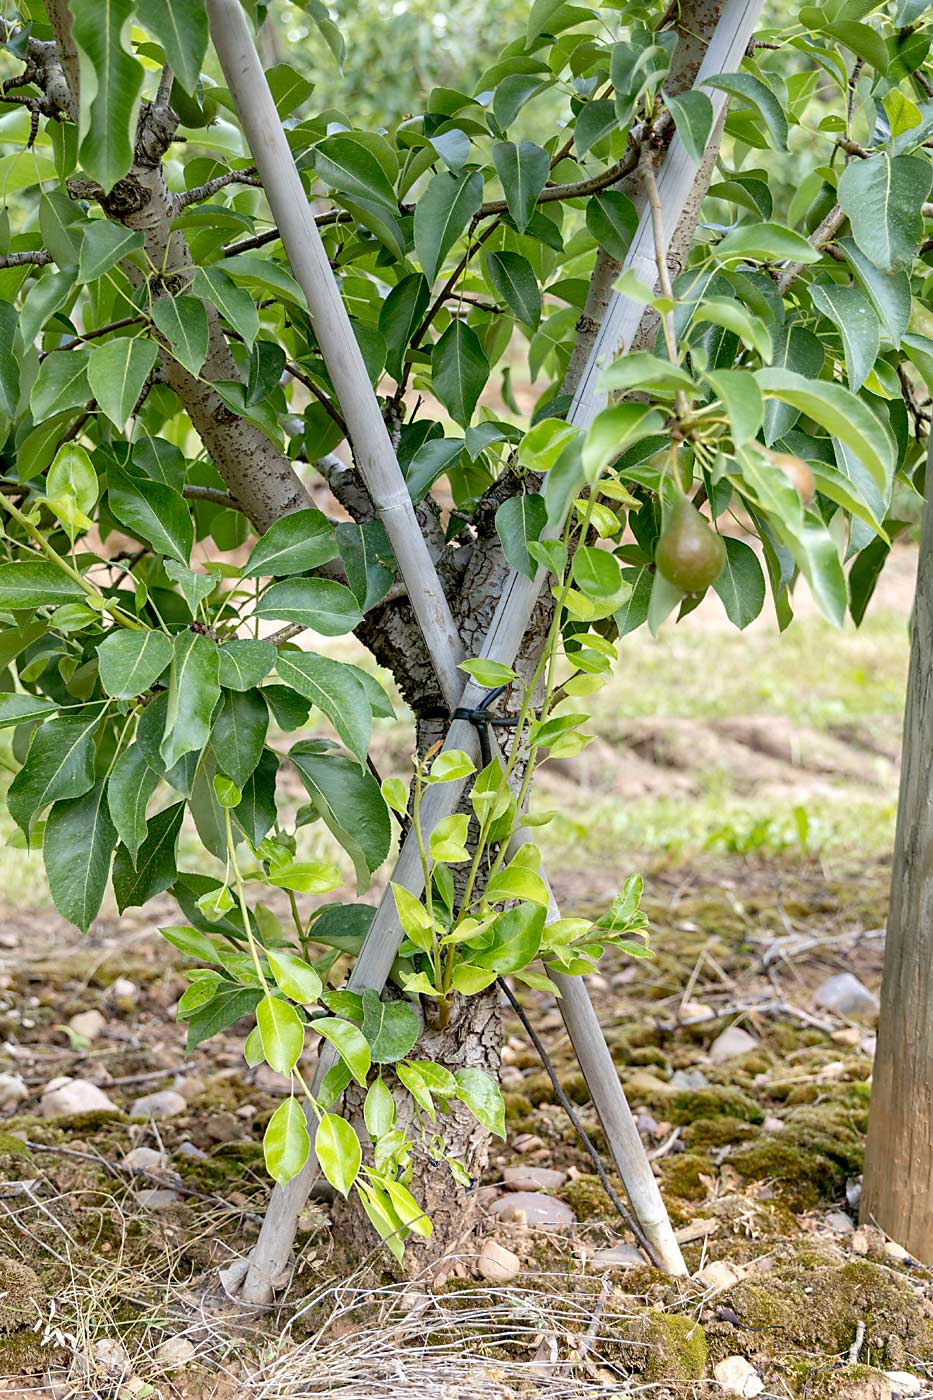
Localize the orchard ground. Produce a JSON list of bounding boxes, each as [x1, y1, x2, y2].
[[0, 544, 928, 1399]]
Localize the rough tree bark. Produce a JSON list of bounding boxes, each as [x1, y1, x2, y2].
[[861, 439, 933, 1265]]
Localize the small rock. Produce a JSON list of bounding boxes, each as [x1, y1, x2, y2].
[[68, 1010, 106, 1040], [130, 1090, 187, 1120], [123, 1146, 168, 1172], [850, 1227, 874, 1256], [502, 1166, 567, 1192], [670, 1069, 709, 1091], [831, 1026, 862, 1046], [884, 1372, 922, 1396], [709, 1026, 758, 1065], [153, 1337, 196, 1369], [884, 1240, 911, 1262], [92, 1339, 130, 1375], [623, 1068, 671, 1096], [175, 1140, 207, 1160], [636, 1111, 659, 1137], [861, 1035, 877, 1057], [680, 1000, 715, 1022], [824, 1209, 855, 1235], [204, 1111, 240, 1143], [812, 973, 879, 1021], [762, 1115, 785, 1133], [489, 1192, 575, 1229], [695, 1260, 738, 1291], [135, 1187, 180, 1209], [714, 1356, 764, 1397], [41, 1077, 119, 1118], [0, 1072, 27, 1111], [592, 1244, 644, 1269], [513, 1134, 545, 1154], [110, 977, 137, 1005], [843, 1374, 893, 1400], [478, 1239, 520, 1283]]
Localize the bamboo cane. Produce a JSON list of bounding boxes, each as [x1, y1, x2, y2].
[[206, 0, 763, 1301]]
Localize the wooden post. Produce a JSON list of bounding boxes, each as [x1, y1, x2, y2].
[[861, 439, 933, 1264], [206, 0, 762, 1301]]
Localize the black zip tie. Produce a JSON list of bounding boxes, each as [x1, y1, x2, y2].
[[453, 683, 523, 767]]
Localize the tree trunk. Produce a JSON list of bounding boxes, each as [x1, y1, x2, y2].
[[861, 445, 933, 1264], [332, 988, 501, 1272]]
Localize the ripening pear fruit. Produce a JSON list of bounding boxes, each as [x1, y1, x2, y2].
[[655, 496, 726, 594], [767, 450, 815, 505]]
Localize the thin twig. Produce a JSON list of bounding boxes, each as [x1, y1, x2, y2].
[[182, 484, 243, 509], [176, 166, 262, 210], [497, 977, 660, 1268]]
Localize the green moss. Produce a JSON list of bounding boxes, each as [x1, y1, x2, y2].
[[0, 1257, 44, 1334], [683, 1115, 760, 1149], [668, 1086, 765, 1125], [797, 1363, 895, 1400], [559, 1173, 619, 1221], [502, 1091, 533, 1122], [624, 1311, 708, 1382], [730, 1105, 863, 1209], [729, 1260, 933, 1368], [659, 1152, 711, 1200]]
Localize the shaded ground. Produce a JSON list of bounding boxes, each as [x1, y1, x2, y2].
[[0, 549, 927, 1398]]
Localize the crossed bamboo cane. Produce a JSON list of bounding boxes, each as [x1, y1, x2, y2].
[[207, 0, 764, 1303]]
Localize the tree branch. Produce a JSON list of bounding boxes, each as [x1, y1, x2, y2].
[[0, 250, 52, 268], [175, 167, 261, 210]]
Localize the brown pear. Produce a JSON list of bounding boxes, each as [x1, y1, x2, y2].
[[655, 496, 726, 593]]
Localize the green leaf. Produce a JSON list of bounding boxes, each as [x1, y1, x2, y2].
[[314, 131, 396, 208], [427, 749, 476, 784], [312, 1017, 371, 1085], [472, 902, 546, 974], [108, 466, 193, 565], [491, 141, 549, 233], [837, 153, 932, 273], [837, 237, 910, 346], [429, 812, 470, 862], [716, 223, 819, 265], [379, 274, 429, 383], [70, 0, 144, 191], [809, 283, 879, 393], [257, 993, 305, 1074], [712, 536, 765, 628], [265, 61, 314, 117], [8, 713, 100, 834], [135, 0, 207, 94], [495, 492, 546, 580], [600, 351, 695, 395], [112, 800, 185, 911], [336, 520, 396, 612], [404, 437, 464, 503], [217, 639, 276, 692], [87, 337, 159, 429], [665, 88, 714, 164], [705, 368, 763, 446], [151, 296, 210, 377], [77, 222, 144, 283], [0, 301, 19, 418], [160, 631, 221, 769], [485, 251, 541, 327], [454, 1066, 505, 1138], [585, 190, 638, 263], [263, 1096, 311, 1185], [754, 368, 894, 491], [290, 743, 390, 891], [431, 321, 490, 428], [703, 72, 789, 150], [160, 923, 219, 961], [96, 630, 173, 699], [107, 743, 159, 867], [256, 578, 363, 635], [693, 297, 772, 362], [0, 694, 58, 729], [234, 747, 279, 847], [361, 989, 420, 1064], [275, 651, 371, 765], [364, 1079, 396, 1138], [581, 403, 663, 483], [192, 266, 259, 349], [574, 99, 616, 156], [268, 949, 323, 1005], [44, 783, 116, 933], [31, 347, 91, 422], [210, 687, 268, 789], [315, 1112, 361, 1196], [243, 508, 338, 577], [185, 985, 263, 1051], [0, 562, 84, 609], [414, 170, 483, 284]]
